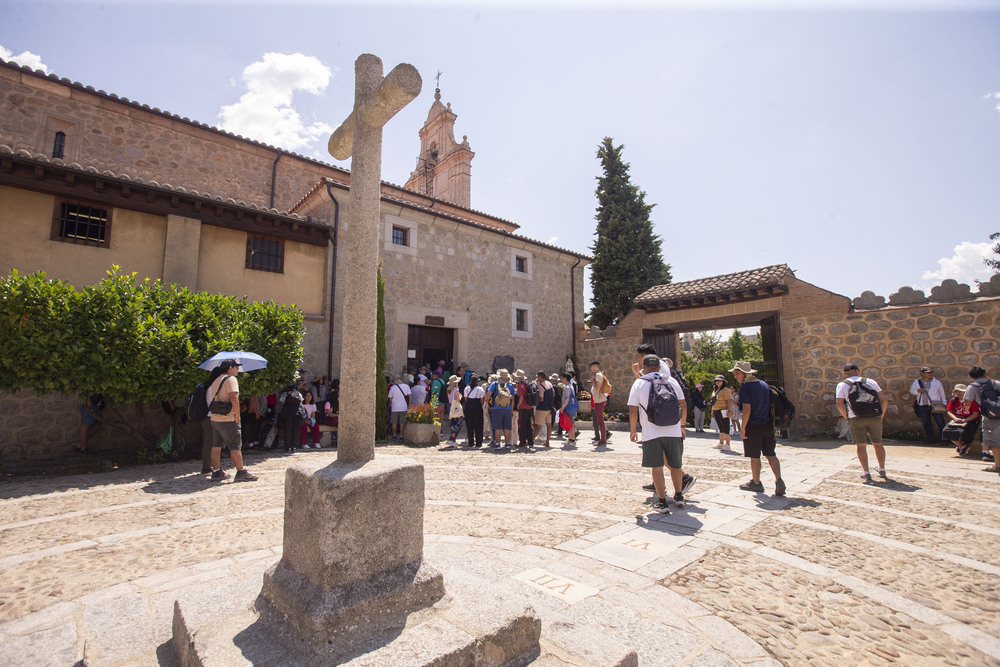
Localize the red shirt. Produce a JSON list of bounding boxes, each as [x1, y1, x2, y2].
[[948, 397, 980, 420], [516, 382, 532, 410]]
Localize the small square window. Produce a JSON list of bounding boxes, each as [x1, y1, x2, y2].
[[392, 226, 409, 246], [246, 235, 284, 273], [52, 201, 110, 247], [515, 256, 527, 273], [515, 308, 528, 332]]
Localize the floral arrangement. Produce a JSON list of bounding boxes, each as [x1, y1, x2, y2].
[[578, 390, 592, 402], [405, 403, 439, 425]]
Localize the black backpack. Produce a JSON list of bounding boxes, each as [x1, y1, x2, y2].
[[185, 381, 211, 422], [846, 378, 881, 417], [769, 385, 796, 426], [281, 390, 302, 417], [671, 366, 694, 409], [974, 378, 1000, 420], [642, 373, 681, 426], [525, 381, 540, 407]]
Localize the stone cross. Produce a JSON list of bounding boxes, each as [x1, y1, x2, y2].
[[328, 54, 421, 464]]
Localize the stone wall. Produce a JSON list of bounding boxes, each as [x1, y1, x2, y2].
[[0, 389, 202, 463], [577, 309, 645, 412], [789, 295, 1000, 436]]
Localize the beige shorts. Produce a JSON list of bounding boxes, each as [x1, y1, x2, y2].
[[849, 415, 883, 444], [534, 409, 552, 426]]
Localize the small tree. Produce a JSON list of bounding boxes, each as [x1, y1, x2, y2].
[[984, 232, 1000, 275], [690, 332, 726, 363], [0, 268, 304, 445], [375, 262, 388, 441], [588, 137, 671, 329]]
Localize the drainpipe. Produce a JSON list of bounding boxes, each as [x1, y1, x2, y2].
[[325, 182, 341, 380], [269, 150, 282, 209], [569, 256, 582, 360]]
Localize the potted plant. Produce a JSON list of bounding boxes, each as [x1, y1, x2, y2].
[[403, 404, 440, 446]]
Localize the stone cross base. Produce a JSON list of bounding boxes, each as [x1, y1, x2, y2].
[[171, 456, 542, 665]]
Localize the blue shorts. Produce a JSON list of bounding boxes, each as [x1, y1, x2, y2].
[[491, 409, 512, 431], [80, 405, 100, 426]]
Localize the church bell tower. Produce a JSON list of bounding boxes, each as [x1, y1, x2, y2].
[[404, 86, 474, 208]]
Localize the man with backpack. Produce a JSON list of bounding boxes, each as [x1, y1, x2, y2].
[[731, 360, 785, 496], [964, 366, 1000, 473], [533, 371, 556, 447], [485, 368, 516, 448], [910, 366, 948, 444], [628, 354, 689, 512], [513, 370, 535, 447], [835, 363, 889, 480]]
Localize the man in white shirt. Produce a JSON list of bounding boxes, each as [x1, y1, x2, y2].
[[388, 377, 411, 442], [836, 363, 889, 479], [909, 366, 947, 443], [629, 355, 691, 512]]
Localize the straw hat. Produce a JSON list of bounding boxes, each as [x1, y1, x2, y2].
[[497, 368, 510, 381], [512, 369, 527, 382], [448, 374, 460, 385], [728, 361, 758, 375]]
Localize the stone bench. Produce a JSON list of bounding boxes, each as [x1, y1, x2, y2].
[[318, 423, 337, 447]]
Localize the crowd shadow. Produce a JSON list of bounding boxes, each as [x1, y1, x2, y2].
[[863, 477, 921, 493]]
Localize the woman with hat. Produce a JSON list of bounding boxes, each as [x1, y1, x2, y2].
[[945, 383, 980, 456], [512, 370, 534, 447], [463, 374, 486, 447], [446, 374, 464, 444], [709, 375, 734, 451]]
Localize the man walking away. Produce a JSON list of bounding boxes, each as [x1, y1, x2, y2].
[[590, 361, 610, 445], [207, 360, 257, 482], [731, 361, 784, 496], [629, 355, 690, 511], [513, 370, 534, 447], [965, 366, 1000, 474], [835, 363, 888, 479], [910, 366, 947, 443]]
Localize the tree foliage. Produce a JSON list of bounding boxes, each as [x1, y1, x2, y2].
[[588, 137, 671, 329], [985, 232, 1000, 274], [681, 329, 765, 399], [0, 268, 304, 441], [375, 262, 388, 441]]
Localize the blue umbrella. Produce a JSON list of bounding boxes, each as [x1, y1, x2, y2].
[[199, 351, 268, 372]]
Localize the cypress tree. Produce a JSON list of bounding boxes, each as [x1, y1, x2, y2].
[[375, 262, 388, 441], [588, 137, 671, 329]]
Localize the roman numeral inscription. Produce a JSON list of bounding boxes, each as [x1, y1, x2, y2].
[[514, 568, 599, 604]]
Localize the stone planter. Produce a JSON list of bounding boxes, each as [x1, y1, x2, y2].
[[403, 422, 440, 446]]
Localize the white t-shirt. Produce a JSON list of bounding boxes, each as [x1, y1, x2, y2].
[[591, 371, 608, 404], [835, 376, 882, 419], [388, 383, 411, 412], [909, 377, 946, 405], [411, 383, 426, 405], [627, 372, 685, 440]]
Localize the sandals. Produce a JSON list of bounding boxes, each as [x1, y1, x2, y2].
[[983, 466, 1000, 473]]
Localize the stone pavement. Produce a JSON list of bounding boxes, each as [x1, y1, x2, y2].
[[1, 429, 998, 666]]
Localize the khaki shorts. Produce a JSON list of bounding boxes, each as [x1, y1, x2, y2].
[[534, 409, 552, 426], [849, 415, 883, 444], [210, 420, 242, 451]]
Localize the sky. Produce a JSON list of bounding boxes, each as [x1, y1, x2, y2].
[[2, 0, 999, 309]]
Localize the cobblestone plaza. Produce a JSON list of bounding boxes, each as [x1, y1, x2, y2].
[[1, 431, 998, 665]]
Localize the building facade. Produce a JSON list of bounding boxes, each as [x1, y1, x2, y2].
[[0, 59, 589, 458]]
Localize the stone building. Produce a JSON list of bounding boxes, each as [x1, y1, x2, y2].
[[579, 265, 1000, 438], [0, 59, 588, 458]]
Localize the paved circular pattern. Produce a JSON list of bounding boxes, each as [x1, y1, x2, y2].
[[1, 431, 998, 665]]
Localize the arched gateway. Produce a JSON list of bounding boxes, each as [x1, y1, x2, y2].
[[578, 265, 1000, 439]]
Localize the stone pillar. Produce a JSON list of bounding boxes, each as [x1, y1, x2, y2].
[[162, 214, 201, 289]]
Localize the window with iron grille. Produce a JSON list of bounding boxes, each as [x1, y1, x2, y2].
[[515, 308, 528, 332], [54, 201, 109, 246], [52, 131, 66, 159], [391, 226, 409, 246], [246, 235, 284, 273]]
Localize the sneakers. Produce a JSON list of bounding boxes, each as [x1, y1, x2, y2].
[[957, 444, 970, 457], [655, 497, 671, 513], [681, 474, 697, 495], [301, 443, 311, 449], [672, 492, 686, 508], [234, 469, 258, 482], [642, 483, 656, 491], [875, 468, 887, 479], [210, 469, 230, 481], [720, 444, 731, 451], [739, 480, 765, 493], [775, 478, 786, 497], [860, 471, 872, 480]]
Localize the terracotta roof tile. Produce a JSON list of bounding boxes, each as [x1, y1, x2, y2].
[[635, 264, 793, 307]]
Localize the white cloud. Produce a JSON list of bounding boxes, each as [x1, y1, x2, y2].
[[218, 52, 333, 152], [547, 236, 559, 244], [985, 92, 1000, 116], [0, 45, 49, 73], [918, 241, 994, 288]]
